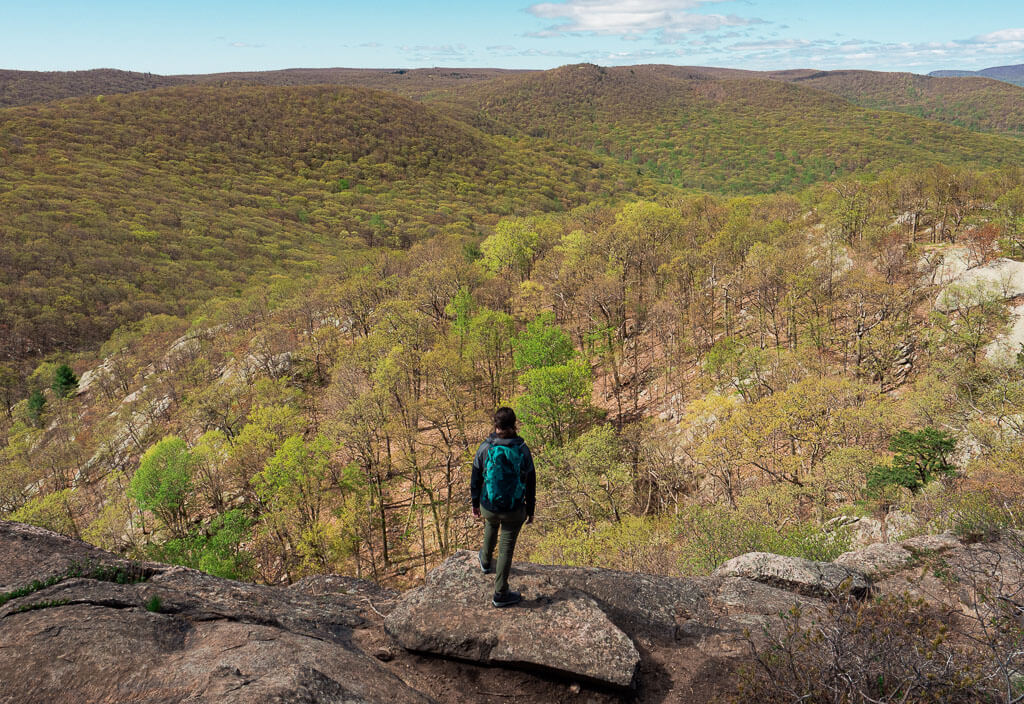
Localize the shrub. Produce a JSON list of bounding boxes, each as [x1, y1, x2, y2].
[[730, 595, 994, 703], [529, 515, 672, 573], [676, 504, 851, 575], [148, 509, 253, 580], [9, 489, 77, 536]]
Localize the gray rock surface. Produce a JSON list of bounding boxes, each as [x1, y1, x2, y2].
[[383, 550, 823, 691], [0, 521, 431, 704], [935, 257, 1024, 311], [385, 551, 641, 688], [4, 521, 1021, 704], [713, 551, 870, 598]]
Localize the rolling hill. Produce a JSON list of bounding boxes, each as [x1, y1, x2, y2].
[[778, 70, 1024, 136], [930, 63, 1024, 86], [434, 63, 1024, 192], [0, 68, 187, 108], [0, 83, 644, 363]]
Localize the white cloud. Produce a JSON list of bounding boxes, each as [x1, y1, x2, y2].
[[976, 28, 1024, 43], [398, 44, 472, 62], [526, 0, 760, 39], [710, 27, 1024, 72]]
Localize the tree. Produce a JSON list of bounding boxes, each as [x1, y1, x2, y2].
[[0, 363, 21, 418], [51, 364, 78, 398], [516, 357, 593, 447], [128, 436, 195, 537], [868, 428, 957, 494], [26, 390, 46, 427], [512, 312, 574, 370], [480, 218, 539, 281]]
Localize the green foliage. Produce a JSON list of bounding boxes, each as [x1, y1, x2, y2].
[[512, 313, 574, 370], [148, 509, 253, 580], [0, 84, 639, 367], [0, 575, 63, 608], [868, 428, 957, 494], [51, 364, 78, 398], [253, 434, 333, 523], [676, 504, 851, 575], [15, 599, 70, 613], [450, 65, 1024, 194], [515, 357, 593, 447], [541, 424, 633, 523], [8, 489, 77, 536], [920, 488, 1021, 543], [128, 436, 195, 536], [144, 596, 162, 613], [445, 286, 474, 344], [26, 390, 46, 427], [480, 218, 539, 280], [530, 515, 669, 572]]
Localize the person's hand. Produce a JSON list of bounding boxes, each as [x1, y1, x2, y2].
[[472, 506, 481, 519], [526, 514, 534, 525]]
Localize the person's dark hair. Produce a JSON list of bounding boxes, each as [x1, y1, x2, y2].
[[493, 407, 517, 438]]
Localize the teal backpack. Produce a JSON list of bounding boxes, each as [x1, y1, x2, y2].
[[483, 444, 526, 511]]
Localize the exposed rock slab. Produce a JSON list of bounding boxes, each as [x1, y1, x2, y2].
[[0, 521, 432, 704], [713, 552, 869, 598], [986, 303, 1024, 364], [385, 551, 640, 688], [935, 257, 1024, 311]]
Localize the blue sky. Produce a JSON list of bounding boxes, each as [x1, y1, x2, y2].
[[2, 0, 1022, 75]]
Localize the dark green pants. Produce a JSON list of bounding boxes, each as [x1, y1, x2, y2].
[[479, 505, 527, 594]]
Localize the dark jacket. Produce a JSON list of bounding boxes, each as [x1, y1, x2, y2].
[[471, 433, 536, 516]]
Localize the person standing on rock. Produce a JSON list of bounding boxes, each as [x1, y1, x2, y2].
[[471, 407, 536, 607]]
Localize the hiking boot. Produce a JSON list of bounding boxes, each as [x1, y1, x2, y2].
[[478, 551, 495, 574], [491, 590, 523, 608]]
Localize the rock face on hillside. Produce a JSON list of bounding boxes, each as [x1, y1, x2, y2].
[[934, 256, 1024, 311], [2, 520, 1022, 703]]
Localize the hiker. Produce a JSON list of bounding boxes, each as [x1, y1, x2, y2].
[[471, 407, 536, 607]]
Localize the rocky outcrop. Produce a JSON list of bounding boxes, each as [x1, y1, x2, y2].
[[384, 550, 822, 692], [713, 552, 869, 597], [0, 521, 431, 704], [934, 257, 1024, 311], [3, 521, 1022, 704]]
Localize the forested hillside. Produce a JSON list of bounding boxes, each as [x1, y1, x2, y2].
[[4, 159, 1024, 586], [0, 68, 187, 107], [440, 64, 1024, 192], [0, 84, 645, 366], [780, 70, 1024, 136], [2, 62, 1024, 595]]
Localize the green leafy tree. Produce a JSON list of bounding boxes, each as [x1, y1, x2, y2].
[[516, 358, 593, 447], [467, 308, 515, 406], [480, 218, 539, 281], [543, 425, 633, 523], [9, 488, 78, 537], [129, 436, 195, 537], [51, 364, 78, 398], [868, 428, 957, 494], [152, 509, 253, 580], [512, 312, 574, 370]]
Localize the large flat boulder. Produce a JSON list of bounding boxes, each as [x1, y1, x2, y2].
[[713, 551, 869, 598], [384, 551, 641, 688]]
